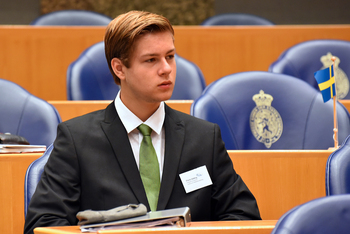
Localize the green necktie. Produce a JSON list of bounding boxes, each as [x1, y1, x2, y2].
[[138, 124, 160, 211]]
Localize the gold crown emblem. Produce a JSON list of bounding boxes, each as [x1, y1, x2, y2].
[[321, 52, 340, 67], [252, 90, 273, 106]]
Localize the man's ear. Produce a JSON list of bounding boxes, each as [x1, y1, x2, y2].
[[111, 58, 126, 80]]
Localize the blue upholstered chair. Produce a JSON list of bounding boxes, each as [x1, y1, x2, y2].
[[0, 79, 61, 146], [269, 39, 350, 99], [67, 41, 206, 100], [30, 10, 112, 26], [191, 71, 350, 150], [201, 13, 274, 26], [67, 42, 116, 100], [24, 144, 53, 216], [172, 53, 206, 100], [271, 195, 350, 234], [326, 134, 350, 195]]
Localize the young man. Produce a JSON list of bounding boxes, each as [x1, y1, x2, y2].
[[24, 11, 260, 234]]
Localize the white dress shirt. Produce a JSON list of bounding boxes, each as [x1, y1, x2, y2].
[[114, 91, 165, 179]]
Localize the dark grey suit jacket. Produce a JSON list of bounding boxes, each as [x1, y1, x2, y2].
[[24, 103, 260, 234]]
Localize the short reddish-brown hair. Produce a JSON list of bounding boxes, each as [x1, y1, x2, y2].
[[104, 11, 174, 85]]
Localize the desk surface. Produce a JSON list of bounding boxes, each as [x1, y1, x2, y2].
[[34, 220, 277, 234]]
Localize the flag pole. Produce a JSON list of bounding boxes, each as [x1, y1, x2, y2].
[[332, 56, 338, 149]]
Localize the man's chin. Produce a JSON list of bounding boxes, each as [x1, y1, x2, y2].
[[158, 91, 174, 101]]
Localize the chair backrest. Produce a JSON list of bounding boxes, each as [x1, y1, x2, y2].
[[67, 41, 206, 100], [271, 195, 350, 234], [326, 134, 350, 195], [24, 144, 53, 216], [269, 39, 350, 99], [172, 53, 206, 100], [191, 71, 350, 150], [201, 13, 274, 26], [30, 10, 112, 26], [0, 79, 61, 146], [67, 41, 116, 100]]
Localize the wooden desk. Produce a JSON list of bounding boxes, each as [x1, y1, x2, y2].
[[340, 100, 350, 114], [229, 150, 330, 220], [34, 220, 277, 234], [49, 100, 193, 122], [50, 100, 350, 123], [0, 153, 42, 234], [2, 151, 330, 233], [1, 25, 350, 100]]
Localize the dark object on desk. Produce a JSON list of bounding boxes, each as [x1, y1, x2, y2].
[[0, 133, 30, 145], [80, 207, 191, 232], [77, 204, 147, 225]]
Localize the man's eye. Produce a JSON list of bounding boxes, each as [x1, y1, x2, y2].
[[167, 55, 175, 60], [146, 58, 155, 62]]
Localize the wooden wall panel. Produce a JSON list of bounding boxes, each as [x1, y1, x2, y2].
[[229, 150, 330, 220], [1, 25, 350, 100], [0, 153, 42, 234], [1, 151, 330, 233], [48, 100, 193, 121]]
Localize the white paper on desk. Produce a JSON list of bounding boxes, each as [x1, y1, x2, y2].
[[179, 165, 213, 193], [0, 144, 46, 153]]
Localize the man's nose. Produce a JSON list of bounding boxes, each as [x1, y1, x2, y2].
[[159, 58, 172, 75]]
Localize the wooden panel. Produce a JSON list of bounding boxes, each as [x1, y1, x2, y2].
[[0, 153, 42, 234], [1, 25, 350, 100], [49, 101, 110, 122], [49, 99, 349, 123], [0, 26, 106, 101], [175, 25, 350, 85], [49, 100, 193, 122], [340, 100, 350, 114], [229, 150, 331, 220], [2, 150, 331, 233]]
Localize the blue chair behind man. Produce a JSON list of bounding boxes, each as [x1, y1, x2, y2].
[[0, 79, 61, 146], [24, 144, 53, 216], [271, 195, 350, 234], [326, 134, 350, 195], [30, 10, 112, 26], [201, 13, 274, 26], [191, 71, 350, 150], [67, 41, 206, 100], [269, 39, 350, 99]]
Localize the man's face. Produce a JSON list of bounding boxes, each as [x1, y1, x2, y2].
[[118, 31, 176, 106]]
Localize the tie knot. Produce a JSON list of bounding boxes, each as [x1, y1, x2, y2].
[[138, 124, 152, 136]]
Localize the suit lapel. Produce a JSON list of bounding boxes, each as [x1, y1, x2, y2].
[[157, 105, 185, 210], [100, 102, 149, 207]]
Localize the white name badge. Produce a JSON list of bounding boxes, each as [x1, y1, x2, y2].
[[179, 165, 213, 193]]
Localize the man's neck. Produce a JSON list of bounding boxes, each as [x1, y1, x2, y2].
[[120, 95, 160, 122]]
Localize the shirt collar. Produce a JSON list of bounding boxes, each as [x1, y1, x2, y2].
[[114, 91, 165, 134]]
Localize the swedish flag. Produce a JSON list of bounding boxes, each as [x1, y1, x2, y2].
[[314, 64, 336, 103]]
